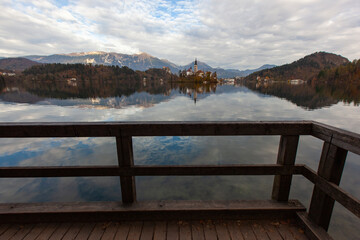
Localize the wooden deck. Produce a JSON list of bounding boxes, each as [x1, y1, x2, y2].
[[0, 219, 308, 240]]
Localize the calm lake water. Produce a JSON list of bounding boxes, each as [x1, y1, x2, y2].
[[0, 79, 359, 239]]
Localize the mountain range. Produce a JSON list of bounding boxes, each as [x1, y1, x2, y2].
[[4, 51, 274, 78], [2, 51, 350, 81]]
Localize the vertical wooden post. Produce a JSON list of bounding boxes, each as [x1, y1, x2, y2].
[[116, 135, 136, 204], [308, 141, 347, 230], [272, 135, 299, 201]]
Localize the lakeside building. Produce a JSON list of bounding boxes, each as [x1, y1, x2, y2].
[[1, 72, 16, 76], [162, 66, 171, 74]]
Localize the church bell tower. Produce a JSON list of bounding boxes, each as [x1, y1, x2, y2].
[[194, 58, 198, 73]]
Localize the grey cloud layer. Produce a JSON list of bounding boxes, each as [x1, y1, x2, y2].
[[0, 0, 359, 68]]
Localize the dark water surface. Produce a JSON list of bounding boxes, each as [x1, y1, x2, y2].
[[0, 79, 359, 239]]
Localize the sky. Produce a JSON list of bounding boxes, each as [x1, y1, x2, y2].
[[0, 0, 359, 69]]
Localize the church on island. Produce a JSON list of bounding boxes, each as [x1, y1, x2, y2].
[[180, 58, 217, 81], [186, 59, 204, 77]]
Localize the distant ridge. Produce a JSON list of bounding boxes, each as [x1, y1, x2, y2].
[[244, 52, 349, 81], [0, 57, 40, 71], [8, 51, 347, 80], [25, 52, 181, 74], [23, 52, 274, 78]]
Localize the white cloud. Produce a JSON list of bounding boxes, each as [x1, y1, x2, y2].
[[0, 0, 359, 68]]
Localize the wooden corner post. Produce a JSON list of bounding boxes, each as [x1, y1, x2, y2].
[[272, 135, 299, 201], [308, 141, 348, 230], [116, 135, 136, 204]]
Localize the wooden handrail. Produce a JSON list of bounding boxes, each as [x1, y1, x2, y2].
[[0, 121, 358, 154], [0, 121, 359, 235], [0, 164, 304, 177], [311, 121, 360, 155], [302, 165, 360, 219], [0, 121, 313, 137]]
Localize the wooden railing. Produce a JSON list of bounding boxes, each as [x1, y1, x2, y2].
[[0, 121, 359, 236]]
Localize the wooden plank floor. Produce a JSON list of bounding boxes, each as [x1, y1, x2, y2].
[[0, 219, 308, 240]]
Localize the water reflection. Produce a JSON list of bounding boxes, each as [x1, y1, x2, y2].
[[1, 78, 221, 108], [244, 79, 360, 110], [0, 77, 360, 240], [2, 76, 359, 110]]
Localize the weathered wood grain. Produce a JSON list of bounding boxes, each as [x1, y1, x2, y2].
[[251, 221, 270, 240], [191, 221, 205, 240], [35, 223, 59, 240], [214, 220, 231, 240], [311, 121, 360, 155], [75, 223, 95, 240], [0, 224, 21, 240], [179, 221, 192, 240], [139, 221, 154, 240], [296, 212, 333, 240], [127, 221, 143, 240], [203, 220, 217, 240], [61, 223, 83, 240], [272, 135, 299, 201], [226, 220, 244, 240], [1, 219, 312, 240], [302, 165, 360, 219], [117, 136, 136, 203], [100, 222, 119, 240], [166, 221, 179, 240], [308, 142, 348, 230], [23, 223, 48, 240], [88, 222, 107, 240], [48, 222, 71, 240], [0, 224, 10, 236], [261, 221, 283, 240], [153, 222, 166, 240], [0, 200, 305, 223], [238, 221, 257, 240], [0, 165, 304, 178], [114, 222, 130, 239], [0, 121, 313, 138], [8, 224, 35, 240], [288, 222, 308, 240], [277, 219, 295, 240]]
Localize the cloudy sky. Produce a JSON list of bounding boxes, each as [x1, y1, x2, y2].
[[0, 0, 359, 69]]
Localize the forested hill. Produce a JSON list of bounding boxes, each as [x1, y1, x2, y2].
[[0, 57, 39, 71], [313, 59, 360, 84], [22, 63, 178, 82], [244, 52, 349, 81]]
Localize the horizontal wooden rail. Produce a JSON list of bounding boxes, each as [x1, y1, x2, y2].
[[0, 121, 313, 137], [302, 165, 360, 218], [311, 121, 360, 155], [296, 212, 334, 240], [0, 200, 306, 223], [1, 121, 358, 155], [0, 164, 304, 177]]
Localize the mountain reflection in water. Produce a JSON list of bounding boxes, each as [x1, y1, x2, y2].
[[0, 78, 219, 108], [245, 79, 360, 110], [1, 76, 359, 109]]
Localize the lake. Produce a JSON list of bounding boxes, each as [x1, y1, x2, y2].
[[0, 78, 359, 239]]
